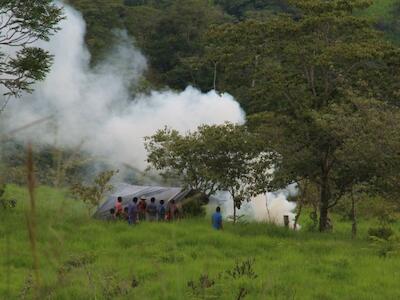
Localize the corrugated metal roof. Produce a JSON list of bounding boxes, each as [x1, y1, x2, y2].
[[93, 183, 190, 219]]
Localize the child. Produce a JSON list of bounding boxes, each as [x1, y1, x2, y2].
[[107, 208, 116, 221], [123, 207, 129, 221], [212, 206, 223, 230], [115, 196, 123, 218]]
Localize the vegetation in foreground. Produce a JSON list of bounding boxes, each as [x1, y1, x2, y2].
[[1, 185, 400, 299]]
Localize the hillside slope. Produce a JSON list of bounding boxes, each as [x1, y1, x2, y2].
[[1, 185, 400, 299]]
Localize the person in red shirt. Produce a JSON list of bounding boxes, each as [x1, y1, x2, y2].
[[138, 196, 147, 221], [115, 196, 123, 218], [166, 199, 178, 221]]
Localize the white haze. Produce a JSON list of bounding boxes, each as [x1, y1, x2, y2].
[[2, 4, 245, 169], [2, 4, 298, 226], [213, 184, 299, 229]]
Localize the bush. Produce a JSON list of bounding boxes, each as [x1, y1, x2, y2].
[[368, 227, 394, 240], [180, 192, 207, 218], [370, 236, 400, 258], [0, 184, 17, 210], [181, 198, 206, 218]]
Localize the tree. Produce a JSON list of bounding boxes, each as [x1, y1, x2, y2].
[[251, 98, 400, 231], [0, 0, 64, 111], [214, 0, 291, 19], [71, 170, 118, 214], [145, 123, 275, 222], [143, 0, 227, 90], [204, 0, 400, 230]]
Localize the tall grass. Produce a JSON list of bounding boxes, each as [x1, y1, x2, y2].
[[1, 184, 400, 299], [26, 144, 40, 293]]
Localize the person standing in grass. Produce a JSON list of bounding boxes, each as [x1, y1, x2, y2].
[[123, 207, 129, 221], [138, 196, 147, 221], [115, 196, 123, 218], [212, 206, 223, 230], [107, 208, 117, 221], [147, 197, 158, 222], [128, 197, 138, 225], [166, 199, 178, 221], [158, 200, 166, 221]]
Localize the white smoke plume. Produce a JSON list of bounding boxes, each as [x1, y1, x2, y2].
[[2, 4, 299, 226], [213, 184, 300, 229], [1, 4, 245, 170]]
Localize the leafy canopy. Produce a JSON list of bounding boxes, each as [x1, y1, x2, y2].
[[0, 0, 64, 109], [71, 170, 118, 214], [202, 0, 400, 230], [145, 123, 275, 221]]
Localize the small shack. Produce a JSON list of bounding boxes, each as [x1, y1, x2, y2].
[[93, 183, 190, 219]]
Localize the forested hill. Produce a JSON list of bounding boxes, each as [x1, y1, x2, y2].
[[66, 0, 400, 112]]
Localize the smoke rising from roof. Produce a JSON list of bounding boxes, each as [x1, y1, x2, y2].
[[2, 4, 245, 170]]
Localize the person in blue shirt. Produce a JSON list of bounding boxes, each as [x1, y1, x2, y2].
[[158, 200, 166, 221], [212, 206, 223, 230]]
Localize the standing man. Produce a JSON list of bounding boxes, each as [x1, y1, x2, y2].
[[158, 200, 166, 221], [138, 196, 147, 221], [166, 199, 178, 221], [147, 197, 158, 222], [128, 197, 138, 225], [212, 206, 223, 230]]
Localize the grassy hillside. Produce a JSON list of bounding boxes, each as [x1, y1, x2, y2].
[[1, 185, 400, 299], [364, 0, 396, 18]]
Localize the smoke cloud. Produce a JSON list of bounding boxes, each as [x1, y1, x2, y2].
[[2, 4, 299, 227], [1, 4, 245, 170], [213, 184, 299, 229]]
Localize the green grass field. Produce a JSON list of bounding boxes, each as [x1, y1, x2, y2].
[[1, 185, 400, 299]]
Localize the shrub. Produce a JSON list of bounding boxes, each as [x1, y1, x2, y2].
[[181, 193, 207, 218], [368, 227, 394, 240], [226, 258, 258, 280], [370, 236, 400, 258], [0, 184, 17, 210]]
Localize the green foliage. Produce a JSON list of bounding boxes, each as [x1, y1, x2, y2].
[[225, 258, 257, 279], [369, 235, 400, 257], [1, 185, 400, 298], [203, 1, 400, 231], [145, 123, 275, 222], [68, 0, 227, 90], [71, 170, 118, 213], [215, 0, 293, 19], [181, 194, 207, 218], [0, 141, 93, 186], [142, 0, 228, 89], [0, 0, 64, 101], [368, 227, 394, 240], [65, 0, 400, 94]]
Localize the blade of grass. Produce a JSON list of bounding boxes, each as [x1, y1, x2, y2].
[[26, 143, 40, 296]]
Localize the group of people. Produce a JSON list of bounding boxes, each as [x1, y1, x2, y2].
[[108, 196, 179, 224], [108, 195, 224, 230]]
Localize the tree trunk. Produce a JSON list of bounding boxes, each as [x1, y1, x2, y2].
[[233, 201, 237, 224], [294, 203, 302, 230], [319, 178, 330, 232], [252, 55, 259, 88], [351, 192, 357, 239], [213, 61, 218, 91]]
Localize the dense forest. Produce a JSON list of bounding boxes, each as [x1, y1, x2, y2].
[[65, 0, 400, 111]]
